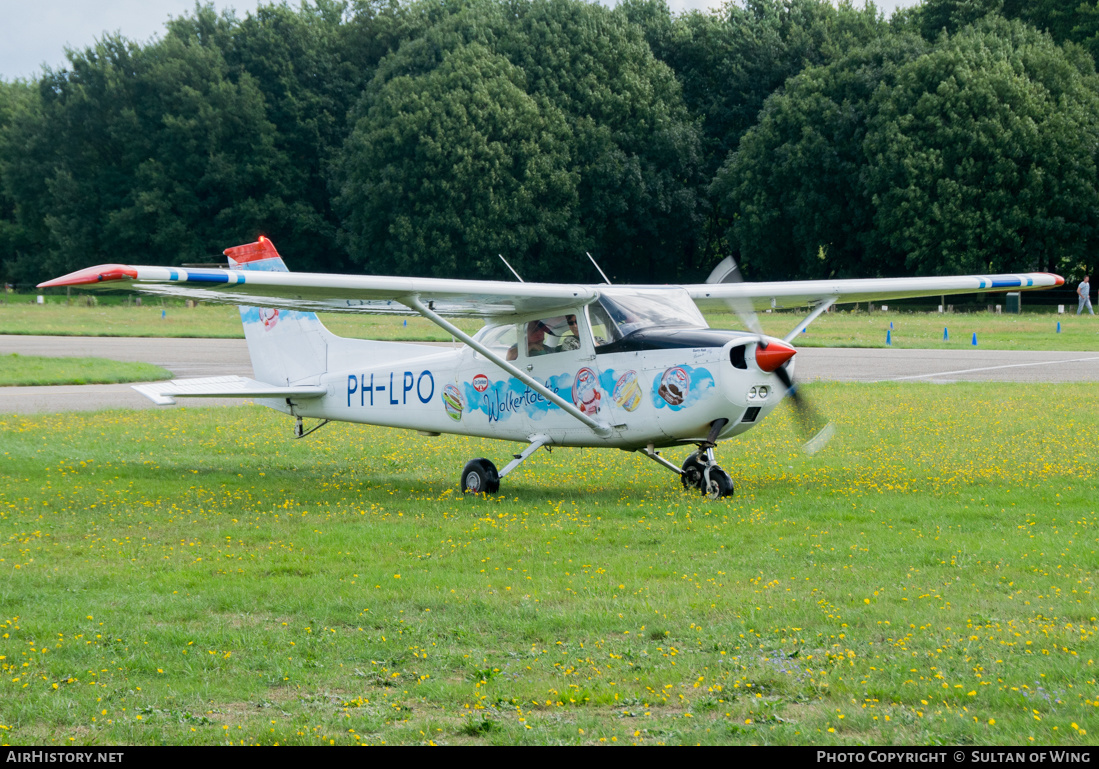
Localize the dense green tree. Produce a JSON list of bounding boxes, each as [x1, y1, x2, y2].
[[866, 18, 1099, 275], [916, 0, 1003, 38], [621, 0, 885, 267], [641, 0, 886, 177], [716, 16, 1099, 280], [4, 29, 292, 282], [333, 43, 578, 278], [917, 0, 1099, 64], [174, 0, 422, 271], [334, 0, 704, 281], [0, 80, 40, 285], [712, 33, 928, 280]]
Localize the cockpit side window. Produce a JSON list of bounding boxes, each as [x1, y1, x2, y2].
[[517, 314, 584, 358], [473, 323, 518, 361]]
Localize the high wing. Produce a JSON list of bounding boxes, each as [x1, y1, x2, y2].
[[41, 258, 1062, 318], [686, 273, 1064, 312], [38, 260, 596, 319]]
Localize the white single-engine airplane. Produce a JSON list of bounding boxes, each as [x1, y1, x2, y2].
[[40, 238, 1063, 498]]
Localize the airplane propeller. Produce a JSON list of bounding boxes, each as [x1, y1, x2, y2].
[[705, 256, 834, 456]]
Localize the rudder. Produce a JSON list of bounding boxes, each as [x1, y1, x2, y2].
[[226, 237, 329, 386]]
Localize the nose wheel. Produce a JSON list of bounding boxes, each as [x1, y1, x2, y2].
[[638, 435, 734, 500], [681, 450, 734, 499]]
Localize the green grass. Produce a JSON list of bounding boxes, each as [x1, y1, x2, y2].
[[784, 311, 1099, 351], [0, 301, 481, 341], [0, 382, 1096, 745], [0, 353, 172, 387], [4, 297, 1099, 349]]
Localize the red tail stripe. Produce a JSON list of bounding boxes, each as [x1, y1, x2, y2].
[[224, 236, 281, 264]]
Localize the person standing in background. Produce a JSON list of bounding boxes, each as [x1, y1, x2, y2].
[[1079, 275, 1094, 315]]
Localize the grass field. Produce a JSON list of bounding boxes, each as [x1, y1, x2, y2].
[[0, 354, 171, 387], [1, 383, 1096, 745], [0, 302, 481, 341], [3, 300, 1099, 350]]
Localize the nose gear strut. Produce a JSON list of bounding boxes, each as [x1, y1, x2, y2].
[[638, 418, 734, 500]]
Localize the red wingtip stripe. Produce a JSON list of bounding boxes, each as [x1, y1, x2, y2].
[[224, 237, 281, 264], [37, 264, 138, 289]]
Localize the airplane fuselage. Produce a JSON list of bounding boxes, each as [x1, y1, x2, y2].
[[277, 328, 788, 450]]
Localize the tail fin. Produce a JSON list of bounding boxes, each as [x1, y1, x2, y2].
[[225, 237, 331, 386]]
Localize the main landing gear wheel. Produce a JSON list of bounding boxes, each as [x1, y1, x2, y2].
[[461, 458, 500, 494]]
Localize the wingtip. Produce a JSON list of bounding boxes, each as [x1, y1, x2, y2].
[[37, 264, 137, 288]]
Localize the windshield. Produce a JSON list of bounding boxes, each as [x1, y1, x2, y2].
[[592, 288, 707, 342]]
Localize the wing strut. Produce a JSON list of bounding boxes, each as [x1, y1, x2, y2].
[[402, 296, 613, 438], [783, 297, 837, 343]]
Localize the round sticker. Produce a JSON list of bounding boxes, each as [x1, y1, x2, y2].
[[443, 384, 464, 422], [658, 366, 689, 406], [612, 370, 642, 412], [572, 367, 601, 416], [259, 307, 279, 330]]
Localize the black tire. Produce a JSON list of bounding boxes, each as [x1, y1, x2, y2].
[[702, 468, 734, 500], [681, 455, 706, 491], [461, 458, 500, 494]]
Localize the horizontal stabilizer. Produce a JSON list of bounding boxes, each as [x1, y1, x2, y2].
[[132, 376, 326, 406]]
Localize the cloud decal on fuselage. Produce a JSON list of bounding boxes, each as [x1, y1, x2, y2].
[[650, 365, 714, 411], [462, 373, 573, 423]]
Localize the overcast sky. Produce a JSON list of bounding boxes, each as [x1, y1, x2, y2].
[[0, 0, 921, 82]]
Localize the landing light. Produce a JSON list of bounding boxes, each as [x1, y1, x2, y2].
[[747, 385, 770, 400]]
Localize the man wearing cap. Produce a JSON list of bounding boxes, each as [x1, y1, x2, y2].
[[526, 319, 553, 356]]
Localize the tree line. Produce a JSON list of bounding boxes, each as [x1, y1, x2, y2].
[[2, 0, 1098, 287]]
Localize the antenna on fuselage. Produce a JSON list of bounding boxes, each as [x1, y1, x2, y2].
[[498, 254, 525, 282], [586, 252, 612, 284]]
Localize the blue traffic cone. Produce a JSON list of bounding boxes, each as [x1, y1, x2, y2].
[[403, 319, 407, 326], [943, 327, 949, 341], [161, 309, 166, 319], [890, 321, 894, 330], [886, 329, 892, 345], [971, 332, 978, 346], [1057, 321, 1062, 333]]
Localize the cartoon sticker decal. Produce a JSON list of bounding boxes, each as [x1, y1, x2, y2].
[[598, 369, 642, 412], [651, 365, 715, 411], [612, 370, 642, 412], [240, 306, 315, 327], [443, 384, 464, 422], [572, 367, 601, 416], [259, 307, 279, 330], [658, 366, 689, 405]]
